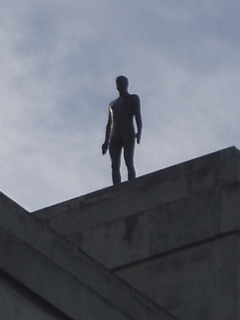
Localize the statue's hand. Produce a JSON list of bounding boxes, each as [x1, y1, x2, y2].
[[136, 132, 141, 144], [102, 142, 108, 155]]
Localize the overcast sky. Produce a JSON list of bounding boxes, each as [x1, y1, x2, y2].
[[1, 1, 240, 211]]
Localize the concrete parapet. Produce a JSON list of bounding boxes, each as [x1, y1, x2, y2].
[[33, 146, 240, 320], [34, 146, 240, 268], [0, 192, 177, 320], [116, 232, 240, 319]]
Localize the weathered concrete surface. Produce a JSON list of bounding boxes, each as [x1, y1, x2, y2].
[[34, 146, 240, 268], [33, 146, 240, 320], [0, 192, 177, 320], [116, 232, 240, 320], [0, 270, 70, 320]]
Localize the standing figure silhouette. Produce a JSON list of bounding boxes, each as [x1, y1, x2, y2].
[[102, 76, 143, 184]]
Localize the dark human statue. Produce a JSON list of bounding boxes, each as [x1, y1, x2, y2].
[[102, 75, 143, 184]]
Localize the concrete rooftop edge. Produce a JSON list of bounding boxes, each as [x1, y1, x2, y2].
[[0, 190, 178, 320], [33, 146, 240, 220]]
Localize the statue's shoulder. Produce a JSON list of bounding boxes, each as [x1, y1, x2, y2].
[[129, 94, 140, 104], [109, 98, 118, 108]]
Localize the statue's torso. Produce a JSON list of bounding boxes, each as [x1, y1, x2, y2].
[[110, 94, 137, 137]]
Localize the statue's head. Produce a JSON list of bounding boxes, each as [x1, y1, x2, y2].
[[116, 75, 129, 92]]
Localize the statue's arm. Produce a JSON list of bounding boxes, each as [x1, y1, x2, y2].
[[134, 95, 143, 144], [102, 109, 112, 155]]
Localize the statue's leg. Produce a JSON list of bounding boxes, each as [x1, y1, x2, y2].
[[124, 136, 136, 181], [109, 139, 122, 185]]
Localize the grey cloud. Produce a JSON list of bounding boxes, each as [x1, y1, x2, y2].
[[0, 1, 240, 210]]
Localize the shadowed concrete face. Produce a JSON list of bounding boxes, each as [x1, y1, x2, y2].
[[0, 189, 178, 320], [34, 146, 240, 320]]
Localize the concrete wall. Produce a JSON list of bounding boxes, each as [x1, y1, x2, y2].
[[0, 270, 70, 320], [34, 146, 240, 268], [116, 233, 240, 320], [34, 146, 240, 320], [0, 192, 177, 320]]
